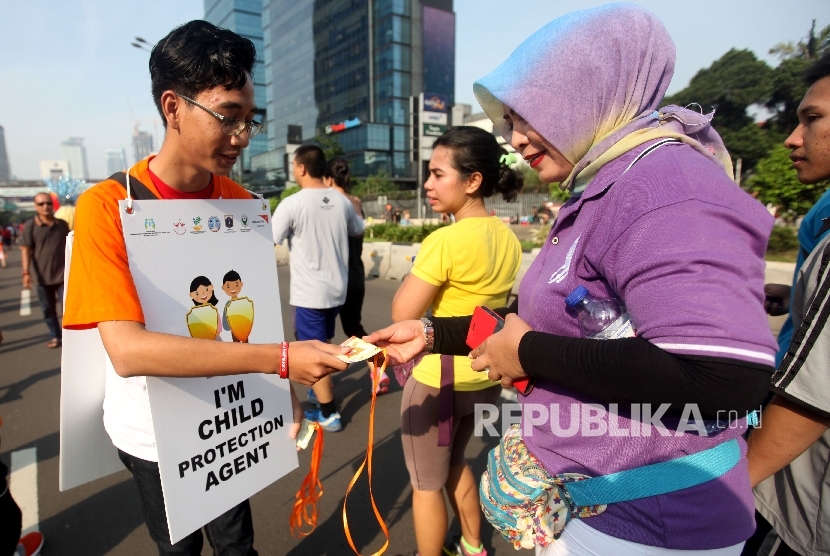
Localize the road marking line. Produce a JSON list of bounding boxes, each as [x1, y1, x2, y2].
[[10, 447, 39, 535], [20, 289, 31, 316]]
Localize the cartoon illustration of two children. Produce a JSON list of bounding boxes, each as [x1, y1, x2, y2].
[[186, 270, 254, 342]]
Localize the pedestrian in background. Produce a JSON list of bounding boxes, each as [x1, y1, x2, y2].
[[323, 157, 390, 395], [391, 126, 523, 556], [273, 145, 365, 432], [20, 192, 69, 348]]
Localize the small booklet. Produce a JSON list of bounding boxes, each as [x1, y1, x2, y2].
[[335, 336, 382, 363]]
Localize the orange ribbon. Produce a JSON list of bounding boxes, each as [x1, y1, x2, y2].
[[343, 351, 390, 555], [290, 421, 324, 537]]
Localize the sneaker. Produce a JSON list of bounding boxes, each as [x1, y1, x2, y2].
[[304, 409, 343, 432], [16, 532, 44, 556], [372, 370, 390, 395], [307, 388, 319, 406]]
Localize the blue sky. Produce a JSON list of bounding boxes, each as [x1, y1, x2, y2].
[[0, 0, 825, 179]]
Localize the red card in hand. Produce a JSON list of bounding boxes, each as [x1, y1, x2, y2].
[[466, 307, 533, 395], [466, 306, 504, 349]]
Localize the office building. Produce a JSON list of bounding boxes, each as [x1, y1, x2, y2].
[[132, 129, 154, 164], [106, 148, 128, 176], [40, 160, 70, 181], [260, 0, 455, 181], [204, 0, 269, 174], [61, 137, 89, 180], [0, 125, 10, 182]]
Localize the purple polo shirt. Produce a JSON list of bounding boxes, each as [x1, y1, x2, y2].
[[518, 141, 777, 549]]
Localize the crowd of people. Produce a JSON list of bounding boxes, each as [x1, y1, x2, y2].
[[2, 4, 830, 556]]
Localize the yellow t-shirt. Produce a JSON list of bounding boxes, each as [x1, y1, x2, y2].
[[410, 216, 522, 391]]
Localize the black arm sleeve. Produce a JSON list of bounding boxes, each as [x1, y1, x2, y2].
[[431, 298, 519, 355], [519, 332, 773, 418]]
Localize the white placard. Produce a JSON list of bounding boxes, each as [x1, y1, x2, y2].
[[60, 231, 124, 492], [120, 199, 297, 543]]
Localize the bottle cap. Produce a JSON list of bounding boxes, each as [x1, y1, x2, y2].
[[564, 285, 589, 307]]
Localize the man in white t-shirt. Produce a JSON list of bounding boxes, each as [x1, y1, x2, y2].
[[272, 145, 364, 432]]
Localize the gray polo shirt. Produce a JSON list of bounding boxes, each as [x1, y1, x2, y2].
[[272, 187, 364, 309], [755, 233, 830, 556], [21, 215, 70, 286]]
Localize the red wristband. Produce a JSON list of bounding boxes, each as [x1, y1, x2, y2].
[[279, 342, 289, 379]]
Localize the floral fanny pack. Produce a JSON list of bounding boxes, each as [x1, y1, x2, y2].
[[480, 424, 604, 549], [480, 424, 740, 550]]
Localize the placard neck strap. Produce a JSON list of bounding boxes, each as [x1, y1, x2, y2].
[[290, 422, 324, 537], [343, 351, 390, 556]]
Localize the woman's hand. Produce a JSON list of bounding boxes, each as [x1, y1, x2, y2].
[[288, 384, 304, 451], [469, 314, 532, 388], [287, 341, 350, 386], [363, 320, 425, 366]]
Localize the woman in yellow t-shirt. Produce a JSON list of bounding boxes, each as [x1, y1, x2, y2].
[[391, 126, 523, 556]]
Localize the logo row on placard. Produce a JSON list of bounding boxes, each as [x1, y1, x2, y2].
[[136, 214, 270, 237]]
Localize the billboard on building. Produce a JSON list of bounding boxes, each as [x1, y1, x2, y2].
[[422, 93, 448, 113]]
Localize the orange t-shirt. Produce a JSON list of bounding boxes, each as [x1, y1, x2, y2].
[[63, 157, 254, 330]]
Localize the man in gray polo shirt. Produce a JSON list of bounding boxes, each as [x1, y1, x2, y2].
[[272, 144, 364, 432], [748, 52, 830, 556], [20, 192, 70, 348]]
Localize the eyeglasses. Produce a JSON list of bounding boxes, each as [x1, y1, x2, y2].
[[35, 202, 51, 207], [178, 94, 262, 138]]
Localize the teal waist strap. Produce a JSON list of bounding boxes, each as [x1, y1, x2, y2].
[[566, 438, 741, 507]]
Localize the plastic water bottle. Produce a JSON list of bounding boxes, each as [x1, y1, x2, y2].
[[564, 285, 636, 339]]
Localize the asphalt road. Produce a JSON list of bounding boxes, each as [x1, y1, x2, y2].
[[0, 247, 521, 555]]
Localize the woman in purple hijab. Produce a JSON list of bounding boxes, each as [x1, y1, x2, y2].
[[368, 4, 776, 555]]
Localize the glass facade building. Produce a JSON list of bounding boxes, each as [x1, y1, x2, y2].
[[204, 0, 269, 173], [261, 0, 454, 181]]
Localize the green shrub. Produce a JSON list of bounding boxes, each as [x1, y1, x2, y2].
[[365, 222, 448, 243], [767, 225, 799, 254]]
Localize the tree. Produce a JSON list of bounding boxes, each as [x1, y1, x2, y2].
[[749, 144, 829, 224], [718, 123, 783, 176], [309, 134, 344, 161], [351, 170, 396, 197], [765, 57, 811, 133], [664, 49, 773, 130], [770, 20, 830, 62], [765, 21, 830, 133], [664, 49, 776, 174]]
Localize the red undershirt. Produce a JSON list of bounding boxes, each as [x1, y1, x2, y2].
[[148, 168, 215, 200]]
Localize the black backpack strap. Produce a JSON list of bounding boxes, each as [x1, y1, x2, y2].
[[109, 172, 159, 200]]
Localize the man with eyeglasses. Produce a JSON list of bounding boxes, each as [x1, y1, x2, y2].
[[62, 21, 350, 555], [20, 192, 69, 349]]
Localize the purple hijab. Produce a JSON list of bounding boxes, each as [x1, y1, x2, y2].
[[473, 3, 732, 194]]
